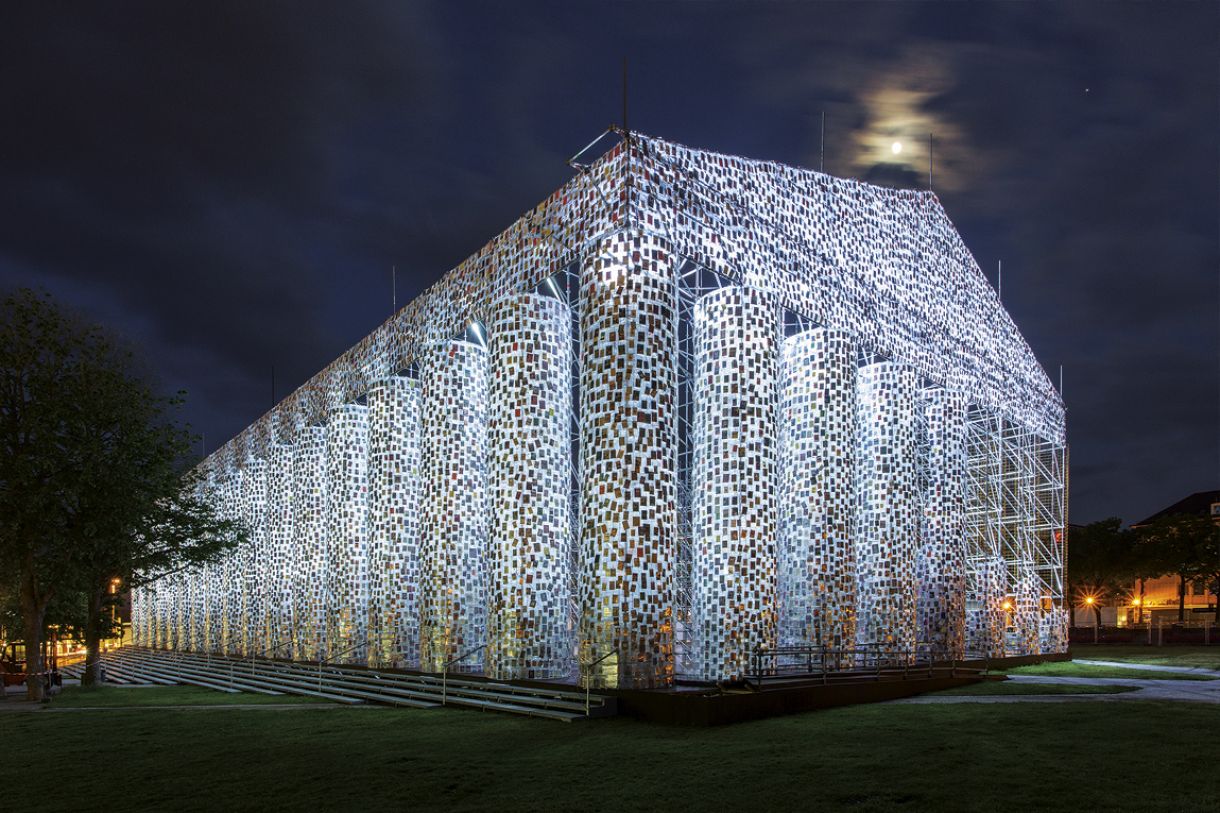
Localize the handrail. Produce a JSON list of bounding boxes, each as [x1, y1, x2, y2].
[[441, 644, 488, 706], [579, 649, 618, 715], [313, 641, 368, 696], [746, 642, 944, 687], [248, 638, 298, 678]]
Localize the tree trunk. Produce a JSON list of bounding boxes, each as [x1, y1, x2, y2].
[[82, 582, 107, 687], [1137, 578, 1145, 625], [1178, 574, 1186, 623], [1092, 603, 1102, 628], [18, 570, 49, 702]]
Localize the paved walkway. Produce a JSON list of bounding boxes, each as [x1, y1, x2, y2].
[[895, 663, 1220, 705]]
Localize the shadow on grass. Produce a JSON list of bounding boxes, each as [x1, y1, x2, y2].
[[4, 697, 1219, 811], [51, 685, 331, 708]]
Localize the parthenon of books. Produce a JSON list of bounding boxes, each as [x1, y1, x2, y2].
[[131, 131, 1068, 688]]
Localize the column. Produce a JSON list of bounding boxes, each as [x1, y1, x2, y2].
[[1014, 563, 1040, 655], [420, 341, 490, 672], [368, 376, 423, 669], [325, 404, 371, 665], [292, 425, 328, 661], [579, 231, 677, 689], [241, 457, 268, 657], [965, 408, 1006, 657], [777, 327, 858, 662], [854, 361, 919, 661], [219, 468, 242, 655], [917, 388, 968, 661], [266, 441, 295, 657], [201, 474, 222, 653], [967, 555, 1007, 657], [488, 293, 574, 680], [691, 286, 778, 682]]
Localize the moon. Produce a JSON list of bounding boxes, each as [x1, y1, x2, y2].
[[891, 141, 903, 155]]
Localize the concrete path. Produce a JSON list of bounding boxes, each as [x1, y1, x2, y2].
[[1073, 659, 1220, 676], [895, 664, 1220, 705]]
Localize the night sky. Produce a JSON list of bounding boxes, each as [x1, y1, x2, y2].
[[2, 2, 1216, 525]]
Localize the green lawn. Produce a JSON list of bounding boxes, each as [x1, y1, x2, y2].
[[1006, 661, 1219, 681], [933, 680, 1140, 696], [50, 685, 330, 707], [4, 692, 1219, 811], [1069, 645, 1220, 671]]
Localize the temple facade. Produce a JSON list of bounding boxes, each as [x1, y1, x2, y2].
[[131, 132, 1068, 688]]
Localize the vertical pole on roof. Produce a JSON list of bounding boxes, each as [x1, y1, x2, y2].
[[622, 57, 629, 136], [392, 265, 397, 314], [929, 132, 934, 190], [820, 110, 826, 173]]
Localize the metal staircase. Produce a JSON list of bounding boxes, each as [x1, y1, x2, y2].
[[60, 648, 616, 722]]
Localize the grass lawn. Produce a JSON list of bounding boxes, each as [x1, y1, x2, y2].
[[1006, 662, 1219, 681], [932, 681, 1140, 696], [50, 685, 330, 707], [1069, 645, 1220, 671], [3, 691, 1219, 812]]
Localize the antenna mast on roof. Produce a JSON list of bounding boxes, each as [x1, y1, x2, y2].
[[929, 132, 934, 190], [998, 260, 1003, 300], [820, 110, 825, 173], [392, 265, 397, 313], [271, 365, 276, 406], [622, 57, 629, 137]]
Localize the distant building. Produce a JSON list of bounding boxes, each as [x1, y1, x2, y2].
[[1124, 490, 1220, 625]]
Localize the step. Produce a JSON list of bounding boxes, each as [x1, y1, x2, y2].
[[256, 663, 605, 714], [262, 660, 614, 712], [119, 658, 362, 705], [123, 648, 607, 720], [122, 654, 417, 707]]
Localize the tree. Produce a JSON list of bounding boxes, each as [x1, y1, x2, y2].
[[1137, 514, 1217, 623], [1183, 518, 1220, 622], [1065, 518, 1132, 627], [0, 289, 242, 699]]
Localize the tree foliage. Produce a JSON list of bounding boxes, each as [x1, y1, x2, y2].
[[1137, 513, 1220, 622], [0, 288, 243, 698], [1066, 518, 1133, 625]]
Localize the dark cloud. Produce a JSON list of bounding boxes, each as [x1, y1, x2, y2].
[[0, 1, 1215, 524]]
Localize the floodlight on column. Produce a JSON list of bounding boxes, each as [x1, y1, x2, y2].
[[578, 231, 677, 689], [292, 425, 328, 661], [777, 327, 857, 661], [691, 285, 778, 682], [325, 403, 371, 666], [368, 376, 422, 669], [854, 361, 919, 661], [266, 441, 295, 656], [420, 340, 490, 673], [488, 293, 574, 681], [917, 388, 968, 661]]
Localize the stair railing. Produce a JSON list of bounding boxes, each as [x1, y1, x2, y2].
[[248, 638, 297, 679], [441, 644, 488, 706], [579, 649, 617, 716], [314, 642, 367, 696]]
